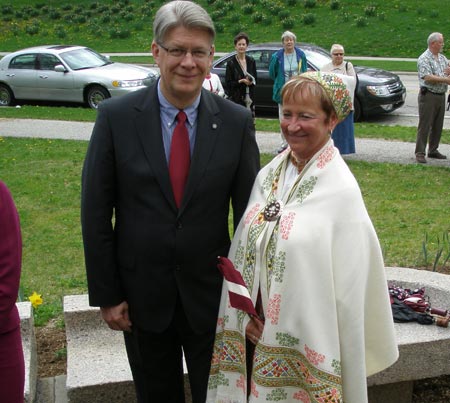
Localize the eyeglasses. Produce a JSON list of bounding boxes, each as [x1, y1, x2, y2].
[[332, 53, 344, 56], [158, 43, 212, 60]]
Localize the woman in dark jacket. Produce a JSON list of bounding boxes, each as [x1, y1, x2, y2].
[[225, 32, 257, 120], [0, 181, 24, 403]]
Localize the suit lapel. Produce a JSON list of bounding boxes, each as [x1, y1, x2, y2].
[[133, 85, 177, 210]]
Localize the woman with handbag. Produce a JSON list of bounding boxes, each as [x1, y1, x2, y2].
[[225, 32, 257, 121]]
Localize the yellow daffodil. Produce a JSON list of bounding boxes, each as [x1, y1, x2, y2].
[[28, 292, 43, 308]]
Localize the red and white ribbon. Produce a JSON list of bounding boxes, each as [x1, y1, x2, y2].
[[217, 256, 258, 317]]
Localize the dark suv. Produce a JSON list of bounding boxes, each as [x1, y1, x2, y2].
[[212, 42, 406, 121]]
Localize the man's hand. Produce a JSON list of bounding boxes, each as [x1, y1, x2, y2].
[[100, 301, 132, 332]]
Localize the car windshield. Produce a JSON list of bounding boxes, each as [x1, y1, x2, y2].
[[59, 48, 112, 71], [302, 48, 331, 70]]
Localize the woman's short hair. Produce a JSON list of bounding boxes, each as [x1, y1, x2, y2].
[[153, 1, 215, 45], [281, 31, 297, 43], [330, 44, 344, 55], [234, 32, 249, 45], [281, 77, 336, 122]]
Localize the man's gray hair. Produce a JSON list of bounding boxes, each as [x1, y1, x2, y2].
[[153, 1, 215, 44], [281, 31, 297, 42], [427, 32, 443, 46]]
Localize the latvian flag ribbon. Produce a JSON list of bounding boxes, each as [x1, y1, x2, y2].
[[217, 256, 258, 317]]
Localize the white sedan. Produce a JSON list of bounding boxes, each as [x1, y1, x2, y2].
[[0, 45, 159, 109]]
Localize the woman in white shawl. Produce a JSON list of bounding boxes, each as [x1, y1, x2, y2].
[[206, 72, 398, 403]]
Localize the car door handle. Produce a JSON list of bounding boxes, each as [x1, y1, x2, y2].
[[6, 73, 15, 77], [39, 75, 49, 79]]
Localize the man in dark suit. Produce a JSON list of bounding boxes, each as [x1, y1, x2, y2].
[[81, 2, 260, 403]]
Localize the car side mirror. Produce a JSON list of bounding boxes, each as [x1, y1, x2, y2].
[[54, 64, 67, 73]]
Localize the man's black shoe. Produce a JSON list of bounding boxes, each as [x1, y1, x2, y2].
[[416, 154, 427, 164], [427, 151, 447, 159]]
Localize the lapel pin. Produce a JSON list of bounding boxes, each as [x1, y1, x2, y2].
[[212, 123, 218, 129]]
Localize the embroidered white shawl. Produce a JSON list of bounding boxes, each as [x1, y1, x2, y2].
[[206, 140, 398, 403]]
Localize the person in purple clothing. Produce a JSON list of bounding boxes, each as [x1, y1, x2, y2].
[[0, 181, 25, 403]]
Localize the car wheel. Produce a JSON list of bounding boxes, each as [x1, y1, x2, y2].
[[0, 84, 14, 107], [86, 85, 110, 109], [353, 97, 361, 122]]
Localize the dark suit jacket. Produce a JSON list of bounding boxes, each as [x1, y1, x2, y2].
[[81, 83, 260, 333], [0, 181, 22, 334]]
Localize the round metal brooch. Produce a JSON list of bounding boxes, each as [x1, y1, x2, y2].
[[263, 200, 283, 221]]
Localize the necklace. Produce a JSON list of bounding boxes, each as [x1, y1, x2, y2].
[[290, 153, 310, 173], [285, 52, 296, 77]]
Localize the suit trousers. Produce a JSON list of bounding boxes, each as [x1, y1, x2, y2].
[[124, 297, 215, 403], [415, 91, 445, 155]]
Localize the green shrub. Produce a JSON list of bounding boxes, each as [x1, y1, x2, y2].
[[25, 23, 40, 36], [252, 12, 264, 23], [121, 12, 134, 22], [364, 5, 377, 17], [282, 16, 295, 29], [304, 0, 316, 8], [330, 0, 340, 10], [1, 4, 14, 15], [75, 15, 87, 24], [49, 10, 62, 20], [287, 0, 297, 5], [61, 4, 73, 11], [355, 16, 368, 27], [430, 10, 439, 18], [215, 22, 225, 33], [14, 11, 24, 20], [242, 4, 253, 15], [302, 13, 315, 25], [101, 14, 112, 23], [230, 13, 240, 23], [211, 9, 227, 20], [109, 28, 131, 39], [279, 10, 290, 20], [55, 25, 67, 39]]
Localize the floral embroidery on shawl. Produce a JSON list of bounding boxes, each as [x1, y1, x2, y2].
[[252, 343, 342, 402], [293, 176, 317, 203], [236, 374, 246, 393], [276, 332, 300, 347], [251, 380, 259, 397], [280, 212, 296, 240], [293, 389, 311, 402], [305, 345, 325, 366], [266, 294, 282, 325], [244, 203, 261, 226], [331, 359, 341, 376], [316, 144, 335, 169]]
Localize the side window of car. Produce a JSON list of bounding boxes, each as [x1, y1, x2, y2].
[[38, 54, 61, 71], [9, 54, 37, 70], [250, 51, 271, 71], [215, 58, 228, 69]]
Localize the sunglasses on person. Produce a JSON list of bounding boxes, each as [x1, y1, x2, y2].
[[332, 52, 344, 56]]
